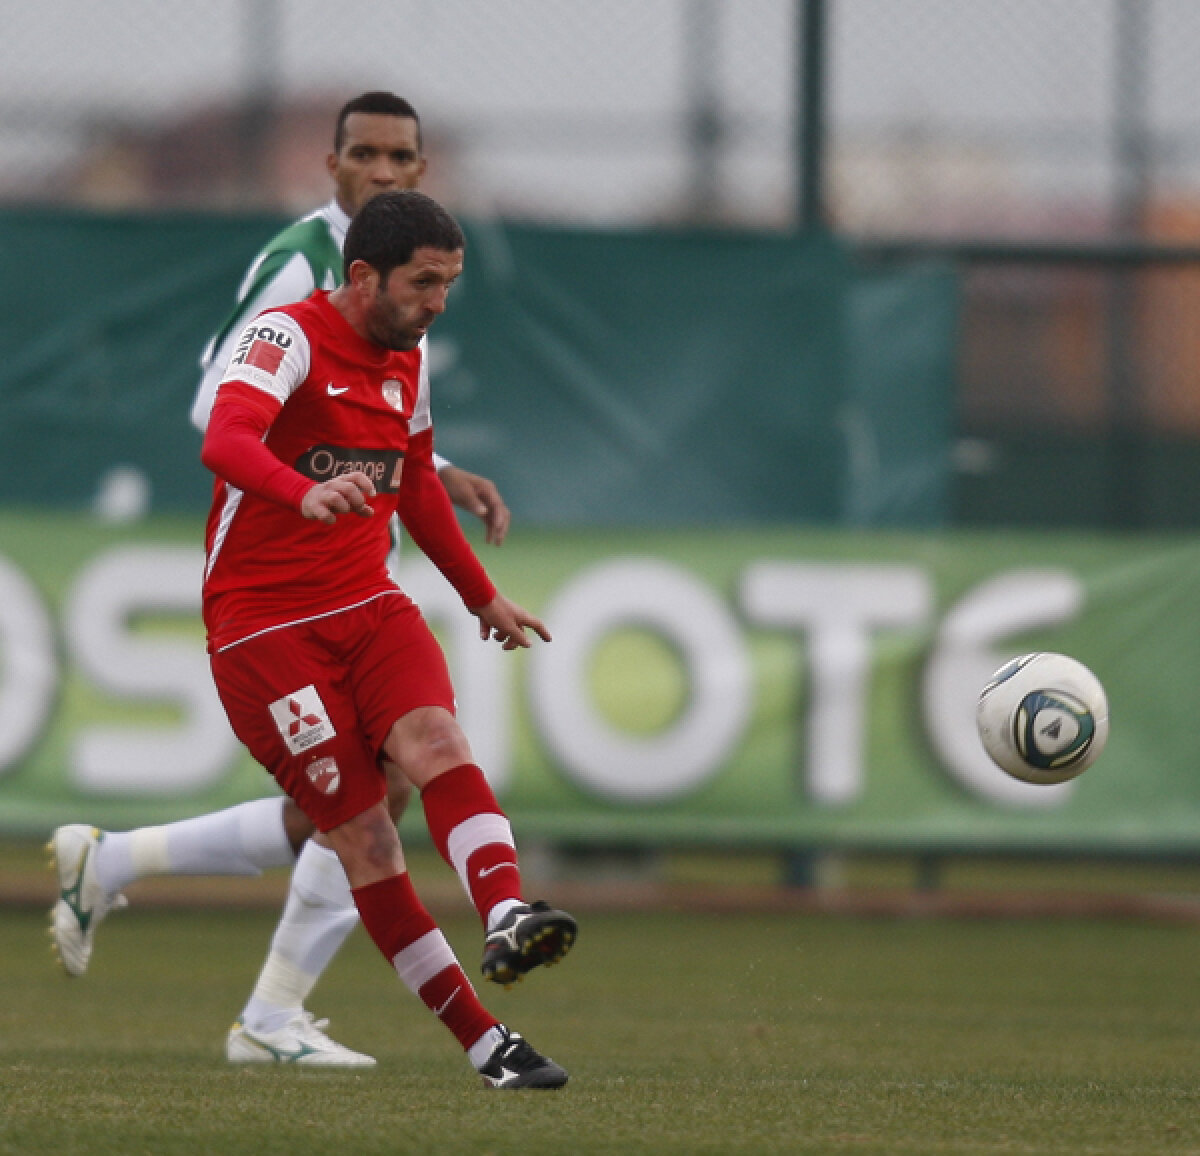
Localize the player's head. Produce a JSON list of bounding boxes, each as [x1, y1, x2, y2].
[[344, 189, 464, 278], [334, 91, 422, 154], [328, 91, 427, 217], [343, 190, 465, 350]]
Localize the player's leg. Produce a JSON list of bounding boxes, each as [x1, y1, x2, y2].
[[358, 596, 576, 988], [384, 708, 577, 987], [48, 795, 303, 977], [227, 760, 412, 1067], [328, 801, 567, 1089], [209, 615, 565, 1083]]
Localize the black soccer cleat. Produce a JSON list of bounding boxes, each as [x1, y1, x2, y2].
[[479, 1027, 568, 1090], [481, 900, 577, 987]]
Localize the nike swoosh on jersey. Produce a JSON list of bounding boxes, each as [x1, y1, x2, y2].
[[326, 383, 350, 396]]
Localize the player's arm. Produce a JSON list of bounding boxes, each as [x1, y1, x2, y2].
[[435, 459, 511, 546], [201, 312, 375, 523], [396, 430, 495, 604], [192, 252, 318, 433], [396, 432, 549, 648], [201, 384, 375, 523], [418, 340, 509, 544]]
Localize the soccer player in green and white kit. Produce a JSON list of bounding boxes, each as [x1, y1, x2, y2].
[[49, 93, 526, 1068]]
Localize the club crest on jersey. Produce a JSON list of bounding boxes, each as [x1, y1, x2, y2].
[[382, 380, 405, 411], [305, 756, 341, 795], [268, 685, 336, 755]]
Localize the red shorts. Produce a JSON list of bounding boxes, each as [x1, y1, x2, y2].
[[210, 592, 455, 832]]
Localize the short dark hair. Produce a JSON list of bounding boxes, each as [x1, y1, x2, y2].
[[343, 190, 465, 281], [333, 91, 422, 153]]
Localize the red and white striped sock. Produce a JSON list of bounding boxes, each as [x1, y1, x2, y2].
[[421, 763, 523, 928], [352, 872, 497, 1051]]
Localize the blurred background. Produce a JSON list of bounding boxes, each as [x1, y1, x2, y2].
[[3, 0, 1200, 523], [2, 0, 1200, 901]]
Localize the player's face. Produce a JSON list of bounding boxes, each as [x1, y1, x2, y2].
[[328, 113, 427, 216], [365, 246, 464, 351]]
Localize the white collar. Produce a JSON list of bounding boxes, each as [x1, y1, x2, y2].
[[325, 199, 353, 248]]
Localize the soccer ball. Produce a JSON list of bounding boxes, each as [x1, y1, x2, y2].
[[976, 652, 1109, 785]]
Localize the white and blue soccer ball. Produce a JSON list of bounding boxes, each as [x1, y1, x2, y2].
[[976, 652, 1109, 785]]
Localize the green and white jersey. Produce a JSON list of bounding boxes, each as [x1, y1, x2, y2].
[[192, 199, 349, 431]]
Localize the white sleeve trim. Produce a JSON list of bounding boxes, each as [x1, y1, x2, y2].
[[191, 252, 318, 432], [216, 312, 312, 409]]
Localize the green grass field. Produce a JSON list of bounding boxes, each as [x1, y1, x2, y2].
[[3, 899, 1200, 1155]]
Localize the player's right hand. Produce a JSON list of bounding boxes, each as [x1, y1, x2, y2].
[[301, 472, 376, 524]]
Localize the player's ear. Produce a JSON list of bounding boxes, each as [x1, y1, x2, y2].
[[325, 151, 340, 181], [346, 259, 380, 295]]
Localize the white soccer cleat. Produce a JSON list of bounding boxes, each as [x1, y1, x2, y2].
[[225, 1012, 378, 1067], [47, 824, 127, 977]]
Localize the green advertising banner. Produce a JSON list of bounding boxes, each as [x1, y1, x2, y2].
[[0, 210, 956, 527], [0, 510, 1194, 853]]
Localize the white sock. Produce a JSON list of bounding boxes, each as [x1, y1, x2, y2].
[[92, 797, 295, 894], [239, 842, 359, 1033], [486, 899, 524, 931], [468, 1024, 507, 1070]]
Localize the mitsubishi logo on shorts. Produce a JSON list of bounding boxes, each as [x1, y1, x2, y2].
[[268, 684, 336, 755], [287, 698, 319, 736]]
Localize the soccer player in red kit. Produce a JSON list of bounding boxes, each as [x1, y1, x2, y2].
[[200, 188, 575, 1089]]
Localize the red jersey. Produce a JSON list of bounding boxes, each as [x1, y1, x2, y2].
[[202, 291, 494, 651]]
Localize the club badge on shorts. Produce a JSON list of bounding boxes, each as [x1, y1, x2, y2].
[[306, 756, 341, 795], [269, 684, 336, 755]]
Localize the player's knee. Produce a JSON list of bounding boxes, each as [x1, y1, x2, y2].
[[416, 729, 472, 781], [385, 708, 472, 783], [328, 805, 403, 882], [424, 719, 471, 764]]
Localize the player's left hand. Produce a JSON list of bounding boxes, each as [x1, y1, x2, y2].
[[471, 594, 551, 651], [438, 465, 511, 546], [300, 471, 376, 525]]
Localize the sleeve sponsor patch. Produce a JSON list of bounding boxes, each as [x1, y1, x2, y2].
[[244, 338, 287, 374], [219, 316, 308, 404], [231, 323, 292, 369]]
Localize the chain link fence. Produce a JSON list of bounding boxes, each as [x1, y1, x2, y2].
[[0, 0, 794, 222], [831, 0, 1200, 241], [2, 0, 1197, 236]]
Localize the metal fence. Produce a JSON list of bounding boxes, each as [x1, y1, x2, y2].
[[4, 0, 1198, 238], [948, 247, 1200, 528]]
